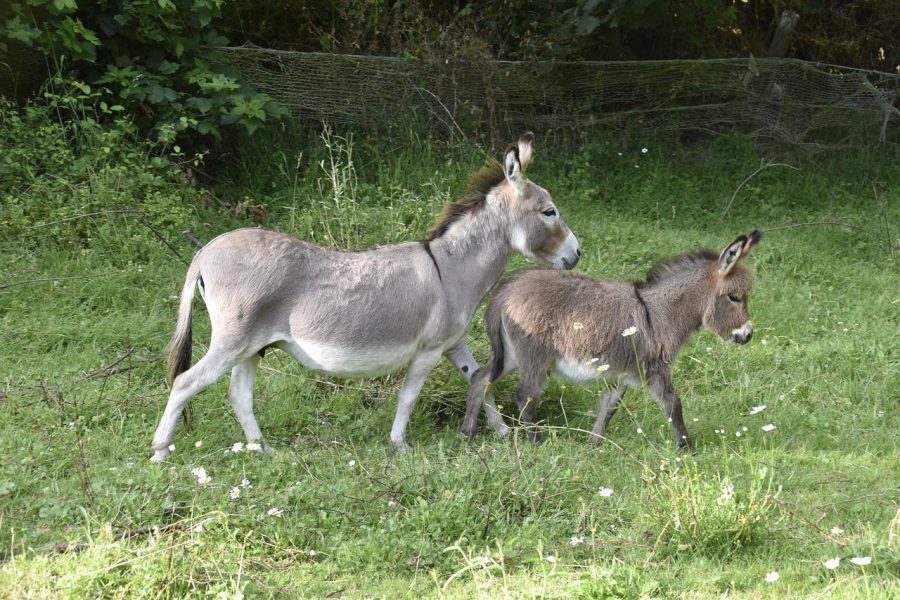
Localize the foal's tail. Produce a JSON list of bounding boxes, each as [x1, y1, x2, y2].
[[165, 264, 200, 386], [486, 299, 507, 383]]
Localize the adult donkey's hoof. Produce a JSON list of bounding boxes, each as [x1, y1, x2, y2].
[[150, 448, 170, 463], [391, 439, 411, 453]]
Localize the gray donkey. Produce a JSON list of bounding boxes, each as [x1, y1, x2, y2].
[[150, 133, 581, 462], [460, 230, 761, 448]]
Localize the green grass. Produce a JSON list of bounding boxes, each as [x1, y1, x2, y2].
[[1, 110, 898, 598]]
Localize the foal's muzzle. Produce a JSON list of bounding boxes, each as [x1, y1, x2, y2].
[[730, 321, 753, 345]]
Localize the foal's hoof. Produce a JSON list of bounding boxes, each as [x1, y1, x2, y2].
[[459, 425, 477, 440], [526, 430, 544, 444], [496, 424, 511, 438], [588, 433, 604, 447]]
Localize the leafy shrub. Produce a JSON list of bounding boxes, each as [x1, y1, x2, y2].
[[1, 0, 287, 141], [0, 81, 202, 260]]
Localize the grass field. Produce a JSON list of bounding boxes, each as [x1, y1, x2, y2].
[[1, 106, 898, 598]]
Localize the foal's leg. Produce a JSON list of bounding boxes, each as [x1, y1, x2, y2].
[[647, 367, 692, 449], [589, 385, 627, 446], [516, 367, 549, 443], [389, 349, 443, 452], [150, 347, 236, 462], [228, 354, 274, 455], [445, 342, 479, 383]]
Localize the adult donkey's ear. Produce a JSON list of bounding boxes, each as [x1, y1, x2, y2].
[[504, 144, 526, 192], [719, 229, 762, 274], [517, 131, 534, 171]]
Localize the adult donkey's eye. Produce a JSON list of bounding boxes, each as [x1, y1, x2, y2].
[[541, 208, 557, 217], [727, 294, 741, 303]]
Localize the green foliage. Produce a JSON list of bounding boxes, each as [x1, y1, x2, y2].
[[641, 458, 779, 558], [0, 82, 201, 259], [0, 0, 287, 141], [0, 104, 898, 597]]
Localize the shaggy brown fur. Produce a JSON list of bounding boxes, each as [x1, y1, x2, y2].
[[461, 231, 761, 448]]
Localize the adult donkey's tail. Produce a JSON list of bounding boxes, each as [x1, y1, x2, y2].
[[166, 264, 200, 386]]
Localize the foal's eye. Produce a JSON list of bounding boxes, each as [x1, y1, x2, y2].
[[541, 208, 557, 217], [727, 294, 741, 303]]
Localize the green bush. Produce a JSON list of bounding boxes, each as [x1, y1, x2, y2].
[[0, 0, 286, 141]]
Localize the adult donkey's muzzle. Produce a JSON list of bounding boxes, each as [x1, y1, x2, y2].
[[563, 248, 581, 270]]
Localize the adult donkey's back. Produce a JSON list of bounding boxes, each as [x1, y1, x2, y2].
[[150, 133, 580, 461]]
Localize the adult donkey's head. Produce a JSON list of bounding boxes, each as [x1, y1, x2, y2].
[[429, 132, 581, 269]]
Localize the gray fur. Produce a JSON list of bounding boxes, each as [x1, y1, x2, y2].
[[461, 231, 761, 448], [149, 133, 581, 461]]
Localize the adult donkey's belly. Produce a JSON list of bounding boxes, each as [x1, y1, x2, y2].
[[279, 337, 422, 379]]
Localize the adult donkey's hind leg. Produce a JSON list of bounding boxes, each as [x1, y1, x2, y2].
[[229, 354, 274, 455], [150, 346, 237, 462], [445, 342, 479, 382]]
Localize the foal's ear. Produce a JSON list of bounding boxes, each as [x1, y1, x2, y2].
[[719, 230, 762, 274], [504, 144, 526, 192], [517, 131, 534, 170]]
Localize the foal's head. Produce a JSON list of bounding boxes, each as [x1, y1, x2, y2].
[[501, 132, 580, 269], [703, 230, 761, 345]]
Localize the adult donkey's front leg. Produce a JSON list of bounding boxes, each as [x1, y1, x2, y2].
[[389, 349, 443, 452]]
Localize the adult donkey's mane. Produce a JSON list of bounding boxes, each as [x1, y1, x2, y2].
[[429, 160, 505, 240]]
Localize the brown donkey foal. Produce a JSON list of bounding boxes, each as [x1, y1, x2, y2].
[[461, 230, 761, 448]]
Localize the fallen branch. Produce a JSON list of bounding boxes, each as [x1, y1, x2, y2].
[[83, 347, 135, 380], [182, 229, 205, 249], [0, 271, 124, 292], [718, 159, 799, 225], [52, 523, 185, 555]]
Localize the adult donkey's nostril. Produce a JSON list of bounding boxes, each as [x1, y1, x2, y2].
[[576, 248, 582, 257]]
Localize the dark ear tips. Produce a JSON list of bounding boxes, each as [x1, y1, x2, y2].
[[519, 131, 535, 144], [748, 229, 762, 245]]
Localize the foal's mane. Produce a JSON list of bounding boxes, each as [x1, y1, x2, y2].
[[428, 160, 505, 240], [642, 249, 719, 285]]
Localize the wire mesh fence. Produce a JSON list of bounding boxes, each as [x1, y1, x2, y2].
[[220, 46, 900, 149]]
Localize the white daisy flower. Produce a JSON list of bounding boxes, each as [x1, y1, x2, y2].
[[765, 571, 780, 583], [621, 326, 637, 337], [348, 460, 356, 467], [573, 322, 584, 331], [823, 557, 840, 569], [749, 405, 767, 415], [240, 478, 252, 489], [194, 440, 203, 448], [849, 556, 871, 566], [229, 487, 241, 500], [168, 444, 176, 452], [762, 424, 776, 432], [569, 535, 584, 546], [191, 467, 211, 485], [830, 527, 844, 536], [545, 555, 556, 563], [598, 487, 614, 497], [267, 507, 284, 517], [246, 442, 262, 452], [596, 364, 610, 374], [231, 442, 244, 453]]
